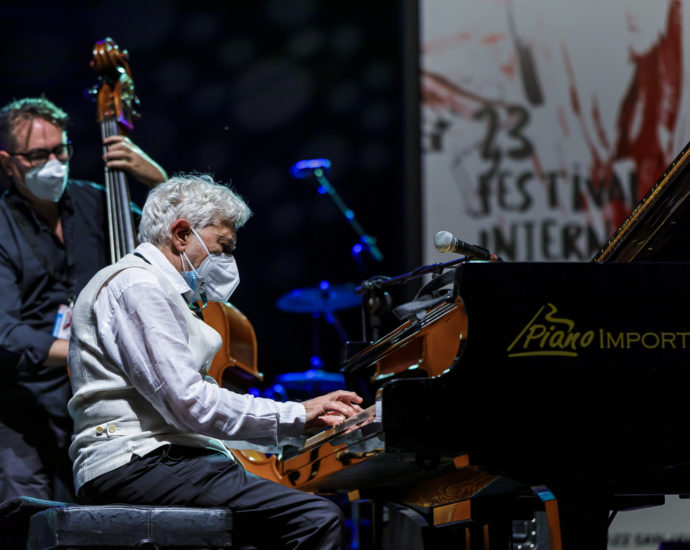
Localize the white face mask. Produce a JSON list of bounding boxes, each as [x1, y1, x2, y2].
[[182, 226, 240, 303], [23, 158, 68, 202]]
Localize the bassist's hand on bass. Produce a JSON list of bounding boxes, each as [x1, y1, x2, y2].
[[103, 134, 166, 188]]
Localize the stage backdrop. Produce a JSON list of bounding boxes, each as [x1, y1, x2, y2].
[[421, 0, 690, 264]]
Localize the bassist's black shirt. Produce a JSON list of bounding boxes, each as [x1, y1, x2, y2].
[[0, 180, 107, 416]]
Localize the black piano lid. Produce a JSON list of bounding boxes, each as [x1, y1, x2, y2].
[[594, 139, 690, 262]]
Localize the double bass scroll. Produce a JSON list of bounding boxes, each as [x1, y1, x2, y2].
[[91, 37, 139, 262]]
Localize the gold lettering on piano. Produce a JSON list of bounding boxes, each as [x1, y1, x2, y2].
[[507, 303, 594, 357], [599, 329, 690, 349], [508, 303, 690, 356]]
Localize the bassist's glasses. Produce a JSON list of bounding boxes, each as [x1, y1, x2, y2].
[[9, 141, 73, 167]]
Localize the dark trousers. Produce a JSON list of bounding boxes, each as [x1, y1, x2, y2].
[[78, 445, 345, 550], [0, 386, 74, 502]]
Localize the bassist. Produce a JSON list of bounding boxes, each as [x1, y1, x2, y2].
[[0, 96, 166, 502]]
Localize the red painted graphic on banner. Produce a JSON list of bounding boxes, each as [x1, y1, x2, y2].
[[614, 0, 682, 200], [563, 0, 683, 228]]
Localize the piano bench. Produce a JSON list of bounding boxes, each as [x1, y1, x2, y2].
[[26, 504, 233, 550]]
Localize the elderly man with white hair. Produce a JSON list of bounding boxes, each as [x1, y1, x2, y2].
[[67, 173, 362, 549]]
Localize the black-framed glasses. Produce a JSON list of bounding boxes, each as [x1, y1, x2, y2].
[[9, 141, 73, 167]]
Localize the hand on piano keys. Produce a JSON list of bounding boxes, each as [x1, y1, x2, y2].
[[301, 389, 364, 434], [300, 404, 379, 453]]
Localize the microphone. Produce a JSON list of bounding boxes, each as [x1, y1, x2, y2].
[[290, 158, 331, 179], [434, 230, 501, 261]]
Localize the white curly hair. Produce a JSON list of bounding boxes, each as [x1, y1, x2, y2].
[[138, 173, 252, 246]]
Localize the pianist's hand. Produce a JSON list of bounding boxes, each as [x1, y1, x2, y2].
[[302, 390, 364, 434]]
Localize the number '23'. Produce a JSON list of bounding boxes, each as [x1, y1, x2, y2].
[[473, 105, 533, 163]]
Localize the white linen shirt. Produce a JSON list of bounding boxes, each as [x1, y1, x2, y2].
[[68, 243, 306, 489]]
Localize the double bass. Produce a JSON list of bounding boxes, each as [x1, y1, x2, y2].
[[90, 37, 263, 394]]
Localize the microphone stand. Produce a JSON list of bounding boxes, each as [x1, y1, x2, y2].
[[291, 161, 384, 369], [306, 166, 384, 262], [309, 166, 385, 347]]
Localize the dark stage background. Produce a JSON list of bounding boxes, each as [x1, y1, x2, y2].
[[0, 1, 421, 387]]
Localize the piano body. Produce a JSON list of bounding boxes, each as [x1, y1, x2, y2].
[[231, 142, 690, 549]]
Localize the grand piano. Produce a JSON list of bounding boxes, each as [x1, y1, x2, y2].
[[232, 141, 690, 549]]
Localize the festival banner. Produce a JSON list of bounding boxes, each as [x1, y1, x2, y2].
[[421, 0, 690, 264]]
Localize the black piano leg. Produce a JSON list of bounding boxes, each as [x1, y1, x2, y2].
[[557, 497, 609, 550], [468, 522, 512, 550], [420, 520, 474, 550], [418, 519, 512, 550], [351, 500, 381, 550], [464, 523, 485, 550]]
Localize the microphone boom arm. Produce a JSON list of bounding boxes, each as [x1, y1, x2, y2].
[[311, 166, 384, 262]]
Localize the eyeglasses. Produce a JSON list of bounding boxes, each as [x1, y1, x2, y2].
[[9, 141, 73, 167]]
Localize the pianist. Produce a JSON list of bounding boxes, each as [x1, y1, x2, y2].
[[66, 173, 363, 550]]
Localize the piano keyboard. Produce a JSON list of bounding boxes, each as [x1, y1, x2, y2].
[[301, 404, 378, 452]]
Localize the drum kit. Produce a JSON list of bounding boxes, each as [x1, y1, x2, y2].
[[269, 280, 362, 398], [276, 281, 361, 314]]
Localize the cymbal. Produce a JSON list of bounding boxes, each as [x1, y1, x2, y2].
[[277, 283, 361, 313], [274, 369, 345, 392]]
